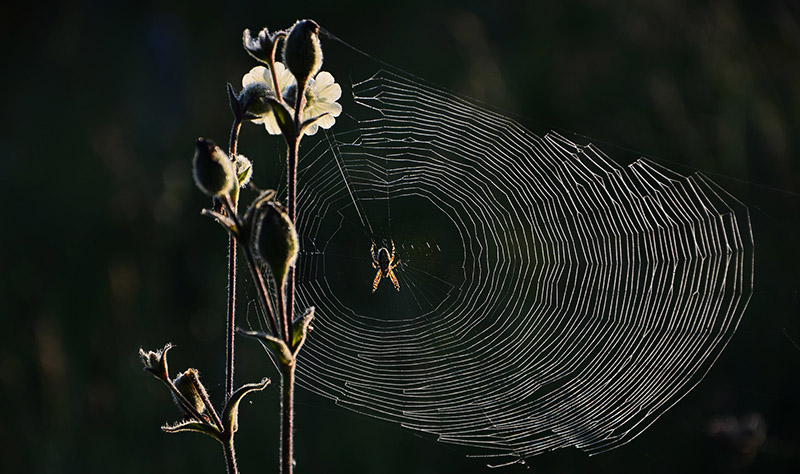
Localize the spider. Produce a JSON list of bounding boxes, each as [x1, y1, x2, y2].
[[371, 240, 400, 293]]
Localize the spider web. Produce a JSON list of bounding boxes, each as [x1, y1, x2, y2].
[[265, 67, 753, 466]]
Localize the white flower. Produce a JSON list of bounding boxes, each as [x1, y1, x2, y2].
[[241, 62, 342, 136], [242, 62, 295, 135]]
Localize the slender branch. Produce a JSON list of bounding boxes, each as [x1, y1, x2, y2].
[[280, 362, 296, 474], [229, 117, 242, 156], [224, 116, 243, 403], [268, 33, 285, 104]]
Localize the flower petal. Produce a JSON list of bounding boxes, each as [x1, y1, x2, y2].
[[315, 113, 336, 130], [315, 71, 334, 89], [264, 115, 283, 135], [304, 122, 320, 136], [242, 66, 268, 88], [305, 101, 342, 120]]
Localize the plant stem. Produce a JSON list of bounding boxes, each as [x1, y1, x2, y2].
[[286, 84, 305, 343], [229, 118, 242, 156], [225, 231, 237, 403], [277, 281, 288, 343], [225, 117, 243, 402], [280, 362, 296, 474], [276, 79, 305, 474], [223, 438, 239, 474], [241, 248, 281, 339]]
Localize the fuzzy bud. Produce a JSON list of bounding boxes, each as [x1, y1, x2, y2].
[[172, 369, 207, 417], [238, 81, 272, 117], [243, 27, 276, 63], [253, 202, 299, 287], [234, 155, 253, 188], [193, 138, 234, 198], [139, 344, 172, 381], [283, 19, 322, 86]]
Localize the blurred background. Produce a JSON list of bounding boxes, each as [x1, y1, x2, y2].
[[1, 0, 798, 473]]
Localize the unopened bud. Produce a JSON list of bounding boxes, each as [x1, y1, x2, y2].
[[243, 27, 276, 63], [234, 155, 253, 188], [283, 19, 322, 86], [193, 138, 234, 198], [172, 369, 207, 417], [238, 82, 272, 117], [253, 202, 298, 287], [139, 344, 172, 381]]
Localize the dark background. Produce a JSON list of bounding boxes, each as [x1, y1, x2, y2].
[[2, 0, 799, 473]]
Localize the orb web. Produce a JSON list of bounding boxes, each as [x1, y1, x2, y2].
[[278, 69, 753, 465]]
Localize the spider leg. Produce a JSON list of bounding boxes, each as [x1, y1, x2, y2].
[[390, 240, 395, 262], [388, 268, 400, 291], [372, 269, 382, 293], [371, 242, 379, 268]]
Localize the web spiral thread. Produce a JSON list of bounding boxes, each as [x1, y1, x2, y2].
[[273, 69, 753, 466]]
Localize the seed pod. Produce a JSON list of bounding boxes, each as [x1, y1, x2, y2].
[[253, 202, 298, 287], [283, 19, 322, 86], [139, 344, 172, 381], [172, 369, 207, 417], [192, 138, 234, 198]]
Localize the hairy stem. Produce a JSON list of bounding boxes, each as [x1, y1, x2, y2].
[[277, 281, 288, 344], [241, 248, 281, 339], [285, 83, 305, 343], [223, 438, 239, 474], [225, 117, 242, 402], [280, 362, 296, 474]]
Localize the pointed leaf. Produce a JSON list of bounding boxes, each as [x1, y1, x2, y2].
[[266, 98, 296, 141], [227, 82, 241, 117], [222, 378, 271, 437], [241, 189, 278, 238], [299, 113, 330, 136], [200, 208, 238, 235], [291, 306, 315, 355], [237, 328, 293, 365], [162, 420, 222, 441]]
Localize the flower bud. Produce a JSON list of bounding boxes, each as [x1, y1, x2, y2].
[[243, 27, 276, 63], [252, 202, 298, 287], [193, 138, 234, 198], [172, 369, 207, 417], [238, 81, 272, 117], [234, 155, 253, 188], [283, 19, 322, 86], [139, 344, 172, 381]]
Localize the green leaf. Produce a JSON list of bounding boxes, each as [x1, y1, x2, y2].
[[162, 420, 221, 441], [266, 98, 296, 141], [200, 208, 238, 235], [291, 306, 315, 355], [241, 189, 278, 240], [222, 378, 271, 437], [237, 328, 293, 365], [299, 113, 330, 136], [227, 82, 241, 117]]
